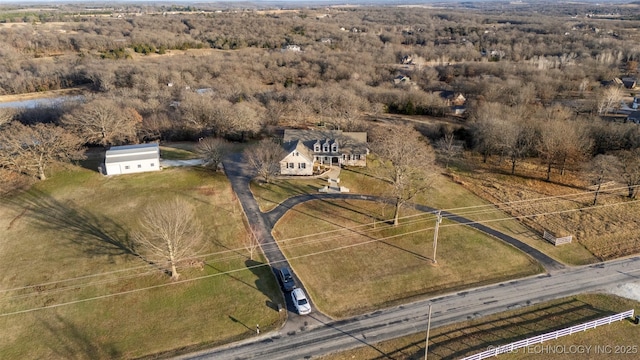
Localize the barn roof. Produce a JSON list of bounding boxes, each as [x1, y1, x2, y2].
[[105, 143, 159, 164]]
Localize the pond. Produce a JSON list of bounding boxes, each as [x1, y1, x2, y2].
[[0, 95, 84, 109]]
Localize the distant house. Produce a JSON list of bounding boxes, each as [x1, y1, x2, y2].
[[627, 111, 640, 124], [393, 75, 411, 85], [622, 77, 637, 89], [280, 130, 368, 176], [439, 91, 466, 106], [282, 45, 302, 52], [104, 143, 160, 175]]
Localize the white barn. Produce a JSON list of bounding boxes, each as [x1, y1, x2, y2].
[[104, 143, 160, 175]]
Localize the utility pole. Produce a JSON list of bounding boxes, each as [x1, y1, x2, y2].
[[424, 303, 432, 360], [433, 210, 442, 264]]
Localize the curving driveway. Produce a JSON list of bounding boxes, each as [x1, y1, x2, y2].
[[221, 152, 564, 347]]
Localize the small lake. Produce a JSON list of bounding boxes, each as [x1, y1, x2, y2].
[[0, 95, 84, 109]]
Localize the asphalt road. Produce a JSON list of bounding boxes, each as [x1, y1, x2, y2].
[[215, 153, 637, 360], [179, 256, 640, 360]]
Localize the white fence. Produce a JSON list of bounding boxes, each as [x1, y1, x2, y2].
[[460, 309, 635, 360], [543, 230, 572, 246]]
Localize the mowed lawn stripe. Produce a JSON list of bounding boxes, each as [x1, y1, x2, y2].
[[0, 166, 283, 359]]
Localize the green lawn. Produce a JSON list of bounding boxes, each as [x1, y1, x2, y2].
[[319, 293, 640, 360], [0, 165, 283, 359], [272, 199, 542, 318]]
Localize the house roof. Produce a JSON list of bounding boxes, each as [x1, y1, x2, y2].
[[283, 140, 314, 162], [105, 143, 159, 164], [627, 111, 640, 122], [283, 129, 368, 155]]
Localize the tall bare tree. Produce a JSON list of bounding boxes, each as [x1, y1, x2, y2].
[[371, 124, 436, 226], [243, 224, 263, 260], [195, 137, 231, 171], [132, 198, 204, 280], [61, 98, 141, 146], [615, 149, 640, 199], [597, 86, 623, 116], [589, 154, 621, 206], [244, 139, 286, 183], [0, 122, 85, 180], [435, 128, 462, 169]]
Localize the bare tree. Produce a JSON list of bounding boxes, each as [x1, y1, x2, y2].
[[61, 98, 141, 146], [435, 128, 462, 169], [243, 224, 264, 260], [195, 137, 231, 171], [0, 122, 85, 180], [597, 86, 623, 116], [590, 154, 621, 205], [244, 139, 286, 184], [470, 102, 504, 163], [615, 149, 640, 199], [132, 198, 204, 280], [0, 108, 16, 127], [371, 124, 436, 226]]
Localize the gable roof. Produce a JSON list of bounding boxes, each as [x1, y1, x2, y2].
[[105, 143, 159, 164], [282, 140, 314, 162], [283, 129, 368, 155]]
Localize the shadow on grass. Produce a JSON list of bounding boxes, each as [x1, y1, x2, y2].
[[246, 259, 283, 312], [40, 313, 120, 359], [5, 189, 140, 259], [282, 199, 431, 262]]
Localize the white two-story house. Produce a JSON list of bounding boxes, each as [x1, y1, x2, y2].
[[280, 129, 368, 176]]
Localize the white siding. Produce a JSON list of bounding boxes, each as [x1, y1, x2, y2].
[[104, 143, 160, 175], [280, 151, 313, 176]]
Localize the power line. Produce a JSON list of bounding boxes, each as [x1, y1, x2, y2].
[[2, 184, 635, 298], [2, 195, 638, 316]]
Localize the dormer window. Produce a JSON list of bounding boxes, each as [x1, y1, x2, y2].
[[331, 143, 338, 152], [323, 139, 329, 152], [314, 142, 320, 152]]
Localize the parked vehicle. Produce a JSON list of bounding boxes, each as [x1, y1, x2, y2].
[[291, 288, 311, 315], [277, 267, 296, 292]]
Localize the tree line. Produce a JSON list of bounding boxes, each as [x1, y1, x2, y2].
[[1, 3, 640, 196]]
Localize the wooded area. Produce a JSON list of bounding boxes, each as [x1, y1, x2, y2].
[[1, 2, 640, 194]]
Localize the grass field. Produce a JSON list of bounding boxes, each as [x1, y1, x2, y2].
[[0, 164, 283, 359], [319, 293, 640, 360], [253, 158, 597, 270], [272, 199, 542, 318], [453, 156, 640, 264]]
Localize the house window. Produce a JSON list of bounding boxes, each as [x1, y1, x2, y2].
[[314, 144, 320, 152], [287, 163, 294, 169], [138, 164, 142, 168], [347, 155, 351, 160], [332, 144, 337, 152], [151, 163, 155, 167], [323, 144, 329, 152], [124, 165, 130, 170], [293, 151, 299, 156], [324, 157, 328, 161], [342, 154, 346, 160], [299, 163, 306, 169], [355, 154, 361, 160]]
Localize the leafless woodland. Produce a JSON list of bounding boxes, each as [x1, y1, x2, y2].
[[1, 2, 640, 197]]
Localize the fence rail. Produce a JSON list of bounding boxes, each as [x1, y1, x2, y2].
[[543, 230, 572, 246], [460, 309, 635, 360]]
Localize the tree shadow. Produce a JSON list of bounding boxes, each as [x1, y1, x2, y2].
[[4, 189, 139, 260], [39, 313, 120, 359], [245, 259, 284, 312]]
